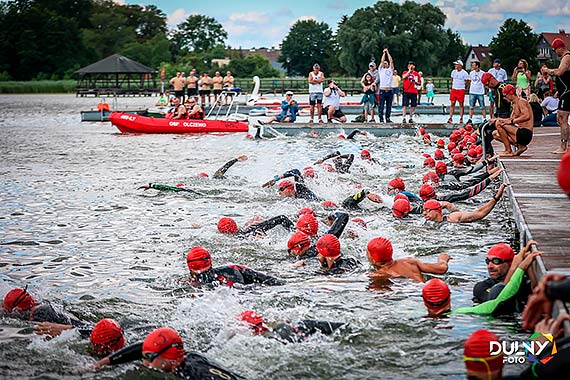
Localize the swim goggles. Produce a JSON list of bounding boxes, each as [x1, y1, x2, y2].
[[485, 257, 512, 265], [142, 342, 182, 363]]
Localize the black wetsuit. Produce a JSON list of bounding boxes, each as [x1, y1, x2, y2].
[[438, 171, 490, 190], [319, 256, 359, 275], [556, 52, 570, 112], [481, 86, 512, 155], [271, 320, 345, 343], [279, 169, 322, 201], [346, 129, 361, 139], [437, 177, 491, 203], [342, 189, 371, 210], [237, 215, 294, 237], [213, 158, 241, 179], [317, 151, 355, 173], [472, 274, 532, 315], [106, 342, 244, 380], [192, 265, 285, 287], [21, 302, 88, 329], [297, 212, 349, 259], [447, 162, 486, 180]]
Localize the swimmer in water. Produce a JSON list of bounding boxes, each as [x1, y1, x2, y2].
[[94, 327, 244, 379], [366, 237, 450, 282], [262, 169, 322, 201], [217, 215, 294, 237], [314, 150, 355, 173], [315, 234, 359, 274], [287, 211, 349, 259]]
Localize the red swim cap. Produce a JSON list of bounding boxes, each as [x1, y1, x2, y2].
[[451, 148, 460, 155], [418, 127, 426, 136], [423, 133, 431, 141], [422, 278, 451, 308], [422, 171, 439, 185], [321, 200, 338, 208], [465, 124, 473, 132], [392, 198, 411, 218], [464, 329, 504, 372], [296, 214, 319, 236], [458, 128, 465, 134], [394, 193, 409, 202], [303, 166, 315, 178], [436, 139, 445, 148], [322, 163, 335, 172], [475, 145, 483, 155], [435, 161, 448, 175], [351, 217, 367, 229], [367, 237, 393, 263], [388, 177, 405, 191], [217, 217, 238, 234], [447, 142, 456, 152], [487, 243, 514, 261], [558, 150, 570, 195], [423, 157, 435, 168], [481, 72, 493, 85], [287, 231, 311, 255], [419, 184, 436, 201], [3, 287, 35, 312], [453, 153, 465, 163], [186, 246, 212, 272], [468, 148, 477, 158], [142, 327, 184, 362], [197, 172, 209, 178], [422, 153, 431, 158], [316, 234, 341, 258], [449, 133, 459, 143], [90, 318, 125, 355], [361, 150, 371, 160], [298, 207, 315, 217], [552, 37, 566, 49], [239, 310, 268, 335], [434, 149, 444, 160], [338, 134, 346, 139], [502, 84, 516, 96], [278, 180, 295, 192], [245, 133, 254, 140], [423, 199, 442, 213]]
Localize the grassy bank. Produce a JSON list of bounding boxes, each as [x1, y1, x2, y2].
[[0, 80, 76, 94]]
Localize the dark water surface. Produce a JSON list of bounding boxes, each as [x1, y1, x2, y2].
[[0, 95, 527, 379]]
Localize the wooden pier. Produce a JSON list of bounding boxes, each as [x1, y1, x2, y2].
[[498, 127, 570, 327]]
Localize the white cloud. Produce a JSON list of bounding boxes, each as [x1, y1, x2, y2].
[[327, 1, 346, 9], [112, 0, 125, 5], [442, 7, 503, 32], [224, 22, 251, 37], [228, 12, 269, 24], [546, 5, 570, 15], [289, 16, 318, 26], [486, 0, 570, 14], [167, 8, 190, 28]]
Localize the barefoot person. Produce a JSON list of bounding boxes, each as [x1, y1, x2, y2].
[[492, 84, 534, 156], [541, 38, 570, 153], [366, 237, 450, 282]]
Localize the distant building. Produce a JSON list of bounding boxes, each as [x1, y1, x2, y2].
[[464, 45, 492, 67], [231, 47, 284, 72], [211, 58, 231, 67], [537, 29, 570, 63]]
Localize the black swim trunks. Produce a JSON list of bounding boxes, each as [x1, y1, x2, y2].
[[323, 106, 345, 119], [516, 127, 533, 146]]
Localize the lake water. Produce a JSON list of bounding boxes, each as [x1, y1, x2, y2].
[[0, 94, 525, 379]]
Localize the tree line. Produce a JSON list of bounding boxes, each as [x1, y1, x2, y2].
[[0, 0, 540, 81]]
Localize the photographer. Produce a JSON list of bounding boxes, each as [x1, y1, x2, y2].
[[260, 91, 299, 124], [511, 59, 531, 98], [323, 79, 347, 123]]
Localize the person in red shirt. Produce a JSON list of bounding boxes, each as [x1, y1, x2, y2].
[[401, 61, 419, 123]]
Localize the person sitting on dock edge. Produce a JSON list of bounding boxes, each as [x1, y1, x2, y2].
[[259, 91, 299, 124]]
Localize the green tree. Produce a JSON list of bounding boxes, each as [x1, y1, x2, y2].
[[226, 54, 281, 78], [279, 19, 337, 76], [489, 18, 538, 73], [121, 34, 172, 69], [170, 15, 227, 54], [434, 29, 469, 76]]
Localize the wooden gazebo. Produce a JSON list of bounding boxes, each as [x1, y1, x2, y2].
[[75, 54, 158, 97]]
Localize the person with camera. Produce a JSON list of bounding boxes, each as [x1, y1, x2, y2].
[[323, 79, 347, 123], [511, 58, 531, 99], [401, 61, 420, 123], [259, 91, 299, 124]]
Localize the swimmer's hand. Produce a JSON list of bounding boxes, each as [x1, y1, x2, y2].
[[138, 184, 152, 190], [237, 155, 248, 161], [33, 322, 73, 337], [262, 179, 276, 188], [519, 250, 542, 271], [489, 168, 504, 180], [367, 193, 383, 203], [438, 252, 451, 264], [93, 357, 111, 370], [293, 260, 306, 268]]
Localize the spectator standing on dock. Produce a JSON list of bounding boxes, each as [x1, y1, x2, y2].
[[541, 38, 570, 153], [392, 69, 402, 106], [378, 48, 394, 123], [223, 70, 235, 105], [416, 71, 425, 105], [362, 61, 380, 103], [361, 73, 377, 123], [448, 60, 469, 124], [401, 61, 420, 123], [511, 58, 531, 99], [169, 72, 185, 102], [467, 61, 487, 124], [323, 79, 347, 123], [212, 71, 224, 105], [487, 58, 508, 117], [426, 79, 435, 105], [186, 69, 199, 103], [198, 72, 212, 107], [308, 63, 325, 123]]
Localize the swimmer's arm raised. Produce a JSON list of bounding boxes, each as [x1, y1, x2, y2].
[[213, 155, 248, 179], [314, 151, 341, 164], [416, 253, 450, 275], [262, 169, 303, 187]]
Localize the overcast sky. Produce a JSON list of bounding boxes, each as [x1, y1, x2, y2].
[[122, 0, 569, 48]]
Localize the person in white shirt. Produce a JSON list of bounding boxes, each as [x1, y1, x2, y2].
[[467, 61, 487, 123], [487, 58, 508, 117], [541, 91, 559, 126], [377, 48, 394, 123], [448, 59, 469, 124], [323, 79, 347, 123], [308, 63, 325, 123]]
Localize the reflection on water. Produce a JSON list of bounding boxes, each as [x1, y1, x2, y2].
[[0, 94, 525, 379]]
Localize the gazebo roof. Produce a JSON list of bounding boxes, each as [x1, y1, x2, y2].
[[76, 54, 157, 75]]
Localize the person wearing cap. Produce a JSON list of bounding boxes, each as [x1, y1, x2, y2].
[[361, 72, 378, 122], [467, 61, 487, 124], [259, 91, 299, 124], [487, 58, 508, 116], [492, 84, 534, 156], [314, 150, 354, 173], [323, 79, 347, 123], [308, 63, 325, 123], [316, 234, 358, 275], [238, 309, 345, 344], [367, 237, 450, 283], [217, 214, 294, 237], [362, 60, 380, 101], [287, 211, 349, 259], [423, 183, 507, 224], [185, 246, 285, 287], [378, 48, 395, 123], [386, 177, 422, 202], [401, 61, 420, 123], [94, 327, 243, 379], [541, 37, 570, 153], [262, 168, 322, 201], [448, 59, 469, 124]]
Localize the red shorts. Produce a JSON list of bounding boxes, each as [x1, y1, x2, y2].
[[450, 89, 465, 103]]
